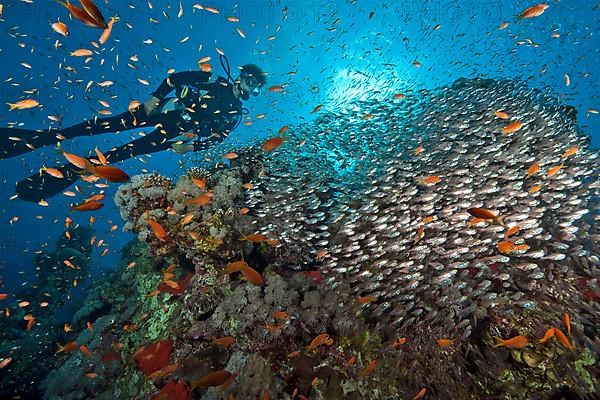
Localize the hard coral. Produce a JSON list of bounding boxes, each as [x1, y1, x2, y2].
[[135, 338, 173, 376]]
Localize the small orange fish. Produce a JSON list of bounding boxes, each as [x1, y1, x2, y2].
[[64, 323, 73, 333], [563, 312, 571, 335], [239, 265, 264, 286], [436, 338, 455, 347], [192, 178, 206, 190], [240, 233, 268, 243], [89, 165, 130, 182], [0, 294, 8, 300], [414, 146, 424, 156], [420, 175, 442, 185], [546, 163, 564, 177], [51, 21, 70, 36], [24, 314, 36, 331], [529, 184, 542, 194], [268, 85, 284, 92], [83, 372, 98, 379], [392, 337, 408, 348], [493, 335, 529, 349], [504, 225, 520, 239], [553, 327, 574, 350], [467, 208, 504, 225], [312, 104, 323, 113], [223, 152, 238, 160], [146, 211, 167, 241], [345, 355, 357, 368], [71, 201, 104, 211], [191, 370, 233, 389], [272, 311, 290, 320], [306, 333, 333, 351], [413, 388, 427, 400], [393, 93, 405, 99], [0, 358, 12, 369], [502, 121, 524, 135], [186, 192, 213, 206], [359, 359, 376, 377], [239, 207, 250, 215], [18, 301, 30, 308], [357, 296, 376, 304], [57, 341, 78, 353], [278, 126, 289, 135], [498, 241, 515, 255], [518, 3, 549, 19], [80, 345, 92, 357], [527, 163, 539, 177], [87, 321, 93, 333], [495, 111, 509, 119], [561, 147, 578, 159], [538, 328, 555, 344], [414, 225, 425, 244], [99, 17, 115, 44], [8, 99, 40, 111], [242, 183, 254, 190], [213, 336, 236, 347], [262, 137, 285, 152]]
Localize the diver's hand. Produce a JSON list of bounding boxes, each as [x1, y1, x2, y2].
[[143, 96, 161, 115], [172, 142, 194, 154]]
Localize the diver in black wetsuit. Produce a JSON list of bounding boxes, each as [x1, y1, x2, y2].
[[1, 59, 267, 202]]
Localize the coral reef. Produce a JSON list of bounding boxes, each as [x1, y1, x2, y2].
[[31, 78, 599, 400]]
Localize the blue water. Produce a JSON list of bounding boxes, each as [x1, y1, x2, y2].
[[0, 0, 598, 297]]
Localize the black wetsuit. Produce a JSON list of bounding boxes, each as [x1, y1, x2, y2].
[[1, 71, 243, 202]]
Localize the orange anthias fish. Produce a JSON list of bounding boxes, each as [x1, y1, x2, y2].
[[8, 99, 40, 111], [561, 147, 578, 159], [526, 163, 539, 177], [495, 111, 509, 119], [146, 211, 167, 241], [538, 328, 555, 344], [359, 359, 376, 377], [262, 137, 285, 152], [563, 312, 571, 335], [51, 21, 70, 37], [223, 152, 238, 160], [518, 3, 549, 19], [89, 165, 130, 182], [59, 0, 108, 29], [502, 121, 524, 134], [57, 341, 78, 353], [71, 201, 103, 212], [467, 208, 504, 225], [553, 327, 574, 351], [504, 225, 520, 239], [186, 192, 213, 206], [306, 333, 333, 351], [546, 163, 565, 178], [392, 337, 408, 348], [413, 388, 427, 400], [436, 338, 455, 347], [493, 335, 529, 349], [240, 233, 268, 243], [239, 265, 264, 286], [213, 336, 236, 347], [191, 370, 233, 389], [420, 175, 442, 185]]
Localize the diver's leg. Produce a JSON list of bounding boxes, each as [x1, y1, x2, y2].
[[15, 128, 177, 203], [0, 109, 154, 160]]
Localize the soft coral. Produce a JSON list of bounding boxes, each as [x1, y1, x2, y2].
[[134, 338, 173, 376]]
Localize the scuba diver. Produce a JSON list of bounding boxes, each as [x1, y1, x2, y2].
[[1, 57, 267, 202]]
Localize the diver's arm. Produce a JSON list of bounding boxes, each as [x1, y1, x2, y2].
[[151, 71, 212, 100]]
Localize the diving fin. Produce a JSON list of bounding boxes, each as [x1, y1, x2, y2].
[[0, 128, 59, 160], [16, 165, 79, 203]]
